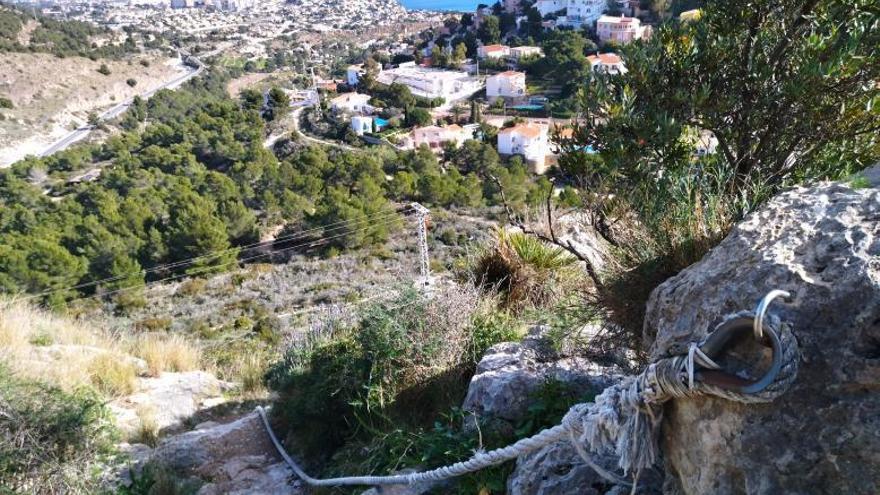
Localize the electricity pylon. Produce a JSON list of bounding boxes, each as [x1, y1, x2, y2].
[[410, 202, 433, 291]]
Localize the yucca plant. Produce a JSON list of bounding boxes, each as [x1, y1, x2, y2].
[[470, 228, 578, 311]]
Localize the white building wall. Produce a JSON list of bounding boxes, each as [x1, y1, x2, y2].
[[536, 0, 565, 16], [346, 66, 361, 86], [351, 116, 373, 135], [486, 73, 526, 99], [537, 0, 606, 26], [498, 126, 549, 171]]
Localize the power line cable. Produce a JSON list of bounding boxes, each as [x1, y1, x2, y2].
[[20, 206, 411, 301], [55, 216, 405, 305]]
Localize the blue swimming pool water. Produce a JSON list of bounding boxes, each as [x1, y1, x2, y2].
[[508, 104, 545, 111], [399, 0, 479, 11], [374, 117, 390, 127]]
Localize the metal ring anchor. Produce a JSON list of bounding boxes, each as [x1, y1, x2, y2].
[[696, 316, 784, 394], [753, 290, 791, 340]]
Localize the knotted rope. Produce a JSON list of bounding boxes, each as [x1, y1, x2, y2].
[[258, 307, 799, 489]]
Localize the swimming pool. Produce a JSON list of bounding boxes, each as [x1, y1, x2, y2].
[[374, 117, 390, 127], [508, 104, 545, 111]]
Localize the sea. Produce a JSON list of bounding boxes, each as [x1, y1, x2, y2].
[[399, 0, 481, 12]]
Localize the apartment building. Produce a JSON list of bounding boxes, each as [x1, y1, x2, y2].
[[377, 65, 483, 102], [596, 14, 651, 44]]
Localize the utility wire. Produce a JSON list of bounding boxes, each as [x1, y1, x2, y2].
[[45, 216, 405, 306], [20, 206, 411, 301]]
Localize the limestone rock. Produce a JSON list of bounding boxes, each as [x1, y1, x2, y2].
[[465, 326, 643, 494], [556, 212, 612, 275], [145, 410, 302, 494], [110, 371, 232, 437], [643, 172, 880, 494], [508, 439, 662, 495], [463, 326, 620, 424], [27, 344, 149, 375]]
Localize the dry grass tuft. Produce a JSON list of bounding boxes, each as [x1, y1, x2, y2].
[[238, 353, 269, 397], [87, 353, 138, 397], [0, 299, 121, 391], [134, 404, 161, 446], [0, 298, 204, 397], [132, 334, 202, 377]]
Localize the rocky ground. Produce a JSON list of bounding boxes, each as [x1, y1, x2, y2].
[[643, 169, 880, 494]]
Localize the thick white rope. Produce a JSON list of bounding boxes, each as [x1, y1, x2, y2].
[[258, 311, 799, 488]]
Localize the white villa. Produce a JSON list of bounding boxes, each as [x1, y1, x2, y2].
[[497, 123, 550, 173], [487, 71, 527, 101], [587, 53, 627, 75], [597, 15, 651, 44], [346, 64, 383, 87], [477, 44, 510, 59], [377, 65, 484, 103], [536, 0, 607, 28], [410, 125, 472, 150], [330, 92, 373, 114], [509, 46, 544, 60]]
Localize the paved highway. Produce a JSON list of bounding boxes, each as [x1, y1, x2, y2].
[[38, 60, 203, 158]]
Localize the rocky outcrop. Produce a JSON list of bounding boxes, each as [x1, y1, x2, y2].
[[110, 371, 232, 437], [132, 410, 300, 495], [644, 171, 880, 494], [28, 344, 149, 375], [463, 326, 646, 494], [463, 326, 619, 425]]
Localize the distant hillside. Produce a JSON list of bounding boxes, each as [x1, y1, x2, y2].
[[0, 2, 137, 59]]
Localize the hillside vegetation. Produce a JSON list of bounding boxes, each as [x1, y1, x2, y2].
[[0, 3, 137, 59], [0, 0, 877, 493], [261, 0, 879, 492], [1, 69, 549, 308], [0, 298, 208, 492]]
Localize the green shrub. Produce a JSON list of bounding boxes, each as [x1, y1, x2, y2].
[[233, 315, 253, 331], [253, 316, 281, 345], [0, 97, 13, 109], [0, 366, 116, 492], [126, 78, 137, 87], [29, 333, 53, 346], [469, 311, 521, 361], [325, 380, 590, 495], [97, 63, 111, 75], [136, 317, 173, 332], [849, 175, 871, 189], [121, 462, 201, 495], [177, 278, 208, 297], [268, 287, 487, 458]]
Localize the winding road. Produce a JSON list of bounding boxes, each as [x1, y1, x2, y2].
[[264, 106, 357, 152], [38, 58, 204, 158]]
